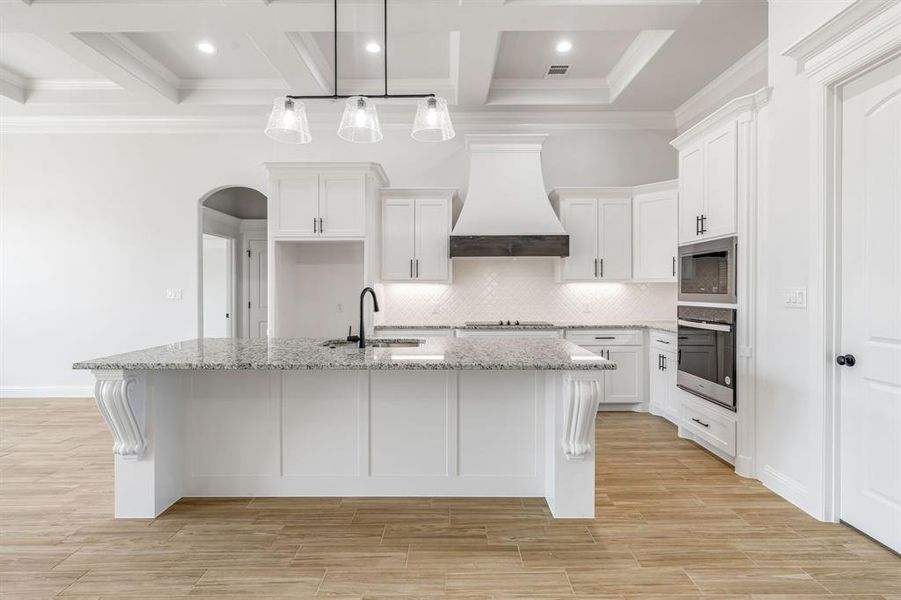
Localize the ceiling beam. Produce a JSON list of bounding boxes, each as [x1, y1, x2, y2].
[[607, 29, 673, 102], [455, 28, 500, 107], [247, 31, 322, 95], [41, 32, 179, 103], [0, 67, 27, 103], [285, 32, 335, 95]]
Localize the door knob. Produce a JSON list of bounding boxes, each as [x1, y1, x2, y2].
[[836, 354, 856, 367]]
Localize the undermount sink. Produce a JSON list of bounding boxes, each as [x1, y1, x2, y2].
[[321, 338, 425, 349]]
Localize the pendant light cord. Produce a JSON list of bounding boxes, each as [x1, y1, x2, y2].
[[286, 0, 433, 101]]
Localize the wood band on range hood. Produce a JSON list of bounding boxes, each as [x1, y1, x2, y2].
[[449, 235, 570, 258]]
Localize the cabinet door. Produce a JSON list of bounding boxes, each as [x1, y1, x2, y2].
[[678, 143, 705, 243], [559, 198, 599, 281], [320, 174, 366, 237], [662, 349, 678, 420], [633, 190, 677, 281], [414, 198, 450, 282], [603, 346, 642, 404], [703, 121, 738, 239], [273, 175, 319, 237], [598, 197, 632, 280], [381, 198, 415, 281], [648, 350, 667, 414]]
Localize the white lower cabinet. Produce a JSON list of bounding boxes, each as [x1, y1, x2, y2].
[[564, 330, 644, 407], [648, 330, 678, 423], [677, 390, 737, 460]]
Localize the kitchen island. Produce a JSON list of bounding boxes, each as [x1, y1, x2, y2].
[[74, 337, 613, 519]]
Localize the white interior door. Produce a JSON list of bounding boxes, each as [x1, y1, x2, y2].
[[247, 239, 268, 339], [560, 198, 599, 281], [414, 198, 450, 281], [202, 234, 232, 337], [382, 198, 415, 280], [839, 55, 901, 553]]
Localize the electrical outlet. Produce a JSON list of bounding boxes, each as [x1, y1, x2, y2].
[[337, 303, 344, 313], [166, 288, 183, 300], [783, 287, 807, 309], [583, 303, 592, 314], [432, 303, 441, 315]]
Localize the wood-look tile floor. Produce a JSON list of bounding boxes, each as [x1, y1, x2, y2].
[[1, 400, 898, 599]]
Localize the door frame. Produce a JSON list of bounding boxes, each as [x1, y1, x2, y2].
[[784, 0, 901, 523]]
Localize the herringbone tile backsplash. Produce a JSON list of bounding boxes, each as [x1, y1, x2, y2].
[[377, 258, 676, 325]]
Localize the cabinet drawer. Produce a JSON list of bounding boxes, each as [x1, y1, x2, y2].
[[679, 393, 736, 457], [565, 330, 642, 347], [650, 331, 677, 352]]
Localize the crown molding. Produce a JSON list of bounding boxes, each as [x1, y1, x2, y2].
[[674, 39, 767, 131], [670, 86, 771, 150], [783, 0, 901, 76], [0, 67, 27, 103], [0, 109, 676, 134]]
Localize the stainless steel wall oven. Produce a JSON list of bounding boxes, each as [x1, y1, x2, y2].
[[677, 305, 736, 411]]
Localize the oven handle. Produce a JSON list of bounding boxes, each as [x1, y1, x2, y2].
[[678, 319, 732, 333]]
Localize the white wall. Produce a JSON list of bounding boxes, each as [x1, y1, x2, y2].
[[756, 0, 855, 519], [0, 127, 675, 396]]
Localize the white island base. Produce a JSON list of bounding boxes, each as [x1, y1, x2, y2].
[[94, 368, 601, 520]]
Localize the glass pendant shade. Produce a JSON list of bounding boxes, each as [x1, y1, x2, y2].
[[411, 96, 455, 142], [265, 98, 311, 144], [337, 96, 383, 143]]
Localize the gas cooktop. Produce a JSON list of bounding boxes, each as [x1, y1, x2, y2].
[[464, 320, 556, 328]]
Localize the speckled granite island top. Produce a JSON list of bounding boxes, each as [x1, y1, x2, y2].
[[73, 337, 616, 371], [375, 321, 678, 333]]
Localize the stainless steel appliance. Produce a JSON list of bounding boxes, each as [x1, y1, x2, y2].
[[677, 305, 736, 411], [464, 320, 555, 328], [678, 237, 737, 304]]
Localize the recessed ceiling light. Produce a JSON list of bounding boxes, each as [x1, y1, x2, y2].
[[556, 39, 573, 54], [196, 41, 216, 55], [366, 42, 381, 54]]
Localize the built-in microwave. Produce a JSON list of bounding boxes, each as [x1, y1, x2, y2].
[[677, 306, 736, 411], [678, 237, 737, 305]]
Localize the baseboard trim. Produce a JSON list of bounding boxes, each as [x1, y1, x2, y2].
[[1, 386, 93, 399], [759, 464, 810, 512]]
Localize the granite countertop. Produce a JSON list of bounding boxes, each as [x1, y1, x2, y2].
[[73, 337, 615, 372], [375, 321, 678, 334]]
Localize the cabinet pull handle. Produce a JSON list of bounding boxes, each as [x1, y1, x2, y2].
[[319, 217, 324, 233], [695, 215, 700, 236], [410, 259, 414, 278], [600, 258, 604, 278], [672, 256, 676, 277], [594, 258, 598, 278], [691, 417, 709, 428], [662, 355, 666, 371], [594, 336, 615, 340], [658, 354, 662, 370], [700, 214, 707, 235], [313, 217, 317, 233], [415, 259, 419, 278], [655, 339, 670, 344]]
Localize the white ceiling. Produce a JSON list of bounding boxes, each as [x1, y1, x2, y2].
[[0, 0, 767, 125]]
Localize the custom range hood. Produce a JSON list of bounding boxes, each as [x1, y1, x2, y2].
[[450, 134, 569, 257]]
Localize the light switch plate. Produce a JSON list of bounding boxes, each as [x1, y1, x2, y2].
[[166, 288, 183, 300], [783, 287, 807, 309]]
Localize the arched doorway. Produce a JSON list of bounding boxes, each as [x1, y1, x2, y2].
[[198, 186, 267, 339]]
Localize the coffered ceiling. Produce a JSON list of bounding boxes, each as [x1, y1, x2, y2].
[[0, 0, 767, 125]]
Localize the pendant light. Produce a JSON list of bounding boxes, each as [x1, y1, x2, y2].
[[264, 98, 311, 144], [337, 96, 383, 143], [264, 0, 453, 145], [412, 96, 455, 142]]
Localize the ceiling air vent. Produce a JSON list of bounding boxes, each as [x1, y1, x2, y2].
[[544, 64, 570, 78]]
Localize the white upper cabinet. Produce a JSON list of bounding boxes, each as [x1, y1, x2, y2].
[[558, 198, 598, 281], [597, 198, 632, 280], [702, 122, 738, 240], [671, 92, 768, 246], [266, 163, 387, 239], [552, 189, 632, 282], [633, 181, 678, 282], [320, 173, 367, 237], [381, 189, 455, 283]]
